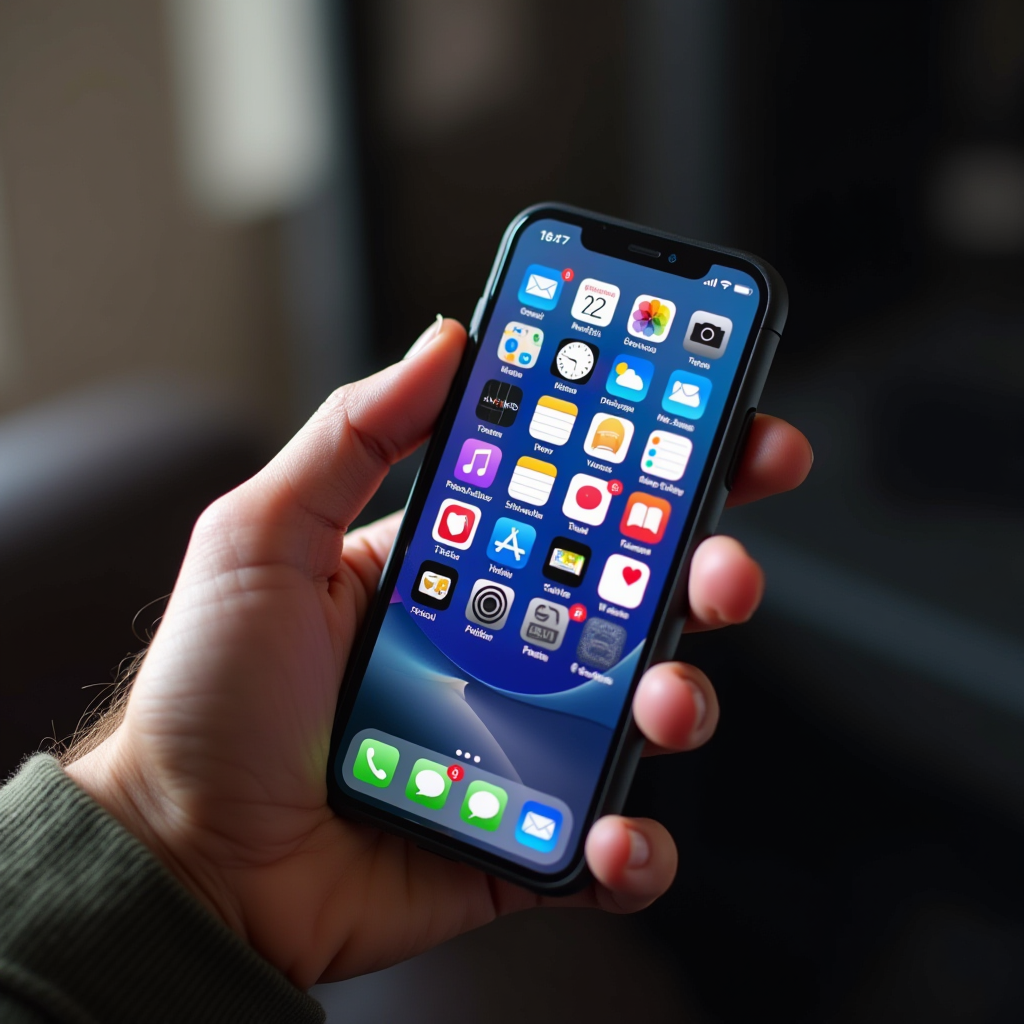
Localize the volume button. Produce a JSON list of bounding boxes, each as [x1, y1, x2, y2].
[[469, 296, 486, 338]]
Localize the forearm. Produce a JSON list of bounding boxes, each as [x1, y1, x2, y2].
[[0, 756, 325, 1024]]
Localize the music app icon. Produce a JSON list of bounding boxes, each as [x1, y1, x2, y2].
[[453, 439, 502, 488]]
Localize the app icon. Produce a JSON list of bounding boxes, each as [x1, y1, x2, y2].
[[508, 456, 557, 507], [683, 310, 734, 359], [529, 395, 578, 446], [465, 579, 515, 630], [641, 430, 693, 482], [454, 439, 502, 487], [582, 413, 634, 464], [542, 536, 591, 587], [562, 473, 616, 526], [460, 780, 508, 831], [620, 492, 672, 544], [487, 517, 537, 569], [520, 597, 570, 651], [516, 801, 563, 853], [598, 554, 651, 609], [551, 339, 599, 384], [662, 370, 711, 420], [405, 758, 452, 809], [519, 264, 564, 311], [476, 379, 523, 427], [570, 278, 621, 327], [576, 617, 628, 669], [432, 498, 482, 550], [414, 560, 459, 609], [627, 295, 677, 341], [499, 321, 544, 368], [352, 737, 400, 788], [605, 354, 654, 401]]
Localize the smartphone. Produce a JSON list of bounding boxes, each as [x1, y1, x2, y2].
[[326, 204, 787, 893]]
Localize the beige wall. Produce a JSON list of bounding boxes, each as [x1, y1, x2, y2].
[[0, 0, 291, 424]]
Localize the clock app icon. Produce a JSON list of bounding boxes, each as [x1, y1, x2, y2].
[[550, 339, 599, 384]]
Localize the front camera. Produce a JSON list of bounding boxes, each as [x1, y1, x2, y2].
[[668, 253, 678, 263]]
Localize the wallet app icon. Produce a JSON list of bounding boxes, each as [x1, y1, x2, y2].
[[516, 801, 563, 853]]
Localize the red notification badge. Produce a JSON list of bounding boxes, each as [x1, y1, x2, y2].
[[608, 479, 624, 495], [447, 764, 465, 782], [569, 603, 587, 623], [562, 268, 575, 282]]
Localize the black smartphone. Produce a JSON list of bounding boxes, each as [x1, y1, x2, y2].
[[326, 204, 787, 893]]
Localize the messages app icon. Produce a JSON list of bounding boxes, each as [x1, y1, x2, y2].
[[405, 758, 452, 809], [461, 780, 508, 831], [518, 264, 564, 311]]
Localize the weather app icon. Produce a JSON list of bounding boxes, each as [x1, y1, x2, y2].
[[605, 354, 654, 401]]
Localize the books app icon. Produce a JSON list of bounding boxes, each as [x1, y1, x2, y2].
[[620, 492, 671, 544]]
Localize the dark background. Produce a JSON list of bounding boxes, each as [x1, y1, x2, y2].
[[1, 2, 1021, 1021]]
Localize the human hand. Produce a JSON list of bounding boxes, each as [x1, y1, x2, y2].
[[67, 318, 812, 988]]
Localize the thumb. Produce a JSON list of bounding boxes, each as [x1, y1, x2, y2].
[[201, 317, 467, 577]]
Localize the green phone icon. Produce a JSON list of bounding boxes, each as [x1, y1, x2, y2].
[[353, 737, 400, 788], [405, 758, 452, 809], [460, 780, 508, 831]]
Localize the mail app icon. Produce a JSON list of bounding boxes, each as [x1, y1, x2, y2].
[[661, 370, 711, 420], [518, 263, 564, 311], [515, 800, 564, 853]]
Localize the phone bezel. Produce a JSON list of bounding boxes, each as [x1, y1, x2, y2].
[[326, 203, 782, 892]]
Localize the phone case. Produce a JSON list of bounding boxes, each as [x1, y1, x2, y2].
[[327, 203, 788, 894]]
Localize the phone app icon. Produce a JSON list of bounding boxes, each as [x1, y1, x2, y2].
[[529, 396, 578, 446], [627, 295, 677, 341], [543, 536, 591, 587], [476, 379, 523, 427], [683, 310, 734, 359], [597, 553, 651, 609], [508, 456, 557, 506], [550, 338, 599, 384], [575, 617, 628, 670], [516, 801, 563, 853], [620, 492, 672, 544], [582, 413, 634, 464], [641, 430, 693, 482], [570, 278, 621, 327], [405, 758, 452, 810], [605, 354, 654, 401], [414, 560, 459, 609], [432, 498, 482, 550], [520, 597, 570, 651], [519, 264, 564, 311], [454, 439, 502, 487], [662, 370, 711, 420], [562, 473, 616, 526], [487, 517, 537, 570], [499, 321, 544, 368], [460, 780, 508, 831], [353, 737, 400, 789], [465, 579, 515, 630]]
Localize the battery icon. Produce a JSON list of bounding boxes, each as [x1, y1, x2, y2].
[[733, 284, 753, 296]]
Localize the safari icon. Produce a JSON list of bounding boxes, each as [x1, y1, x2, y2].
[[405, 758, 452, 810]]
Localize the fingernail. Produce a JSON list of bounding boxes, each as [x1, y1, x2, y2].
[[627, 828, 651, 869], [687, 679, 708, 733], [405, 314, 444, 360]]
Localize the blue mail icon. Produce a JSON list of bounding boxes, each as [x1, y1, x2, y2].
[[525, 274, 558, 301], [515, 800, 563, 852]]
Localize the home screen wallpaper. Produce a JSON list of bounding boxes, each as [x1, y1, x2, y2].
[[336, 218, 760, 874]]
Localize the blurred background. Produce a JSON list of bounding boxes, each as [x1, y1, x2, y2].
[[1, 1, 1022, 1020]]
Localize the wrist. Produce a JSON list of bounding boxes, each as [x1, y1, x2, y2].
[[65, 737, 247, 944]]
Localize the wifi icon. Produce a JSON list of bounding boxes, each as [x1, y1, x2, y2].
[[720, 280, 732, 289]]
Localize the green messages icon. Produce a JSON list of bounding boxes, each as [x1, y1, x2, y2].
[[353, 738, 400, 788], [405, 758, 452, 809], [460, 780, 508, 831]]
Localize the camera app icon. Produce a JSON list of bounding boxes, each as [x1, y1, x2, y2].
[[683, 310, 733, 360]]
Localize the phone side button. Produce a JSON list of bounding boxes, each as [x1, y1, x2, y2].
[[469, 296, 486, 338], [725, 407, 757, 491]]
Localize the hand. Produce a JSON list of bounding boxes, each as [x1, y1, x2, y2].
[[67, 318, 812, 988]]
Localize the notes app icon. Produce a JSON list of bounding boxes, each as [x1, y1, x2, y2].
[[454, 439, 501, 488], [529, 396, 578, 446], [508, 457, 557, 507]]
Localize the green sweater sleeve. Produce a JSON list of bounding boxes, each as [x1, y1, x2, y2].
[[0, 755, 326, 1024]]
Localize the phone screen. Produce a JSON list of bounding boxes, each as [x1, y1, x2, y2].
[[333, 216, 762, 878]]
